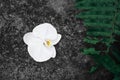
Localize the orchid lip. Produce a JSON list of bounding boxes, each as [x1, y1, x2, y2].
[[44, 39, 52, 47]]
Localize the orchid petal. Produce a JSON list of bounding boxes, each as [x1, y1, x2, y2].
[[33, 23, 57, 40], [28, 44, 56, 62], [51, 46, 56, 58], [52, 34, 62, 45], [23, 32, 43, 46]]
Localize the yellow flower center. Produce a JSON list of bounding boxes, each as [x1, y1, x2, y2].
[[44, 40, 52, 47]]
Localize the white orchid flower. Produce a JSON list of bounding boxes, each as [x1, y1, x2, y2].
[[23, 23, 61, 62]]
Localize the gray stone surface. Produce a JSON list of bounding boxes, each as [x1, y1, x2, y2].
[[0, 0, 112, 80]]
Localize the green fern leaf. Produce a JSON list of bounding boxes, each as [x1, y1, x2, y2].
[[83, 48, 100, 55], [92, 54, 120, 74], [83, 37, 100, 44], [87, 31, 112, 37]]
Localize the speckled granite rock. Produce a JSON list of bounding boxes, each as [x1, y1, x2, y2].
[[0, 0, 112, 80]]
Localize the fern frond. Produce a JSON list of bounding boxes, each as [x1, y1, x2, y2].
[[87, 31, 112, 37], [92, 54, 120, 74], [76, 0, 115, 9], [77, 15, 113, 20], [76, 0, 120, 77], [84, 22, 113, 28], [83, 48, 100, 55], [84, 37, 100, 44]]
